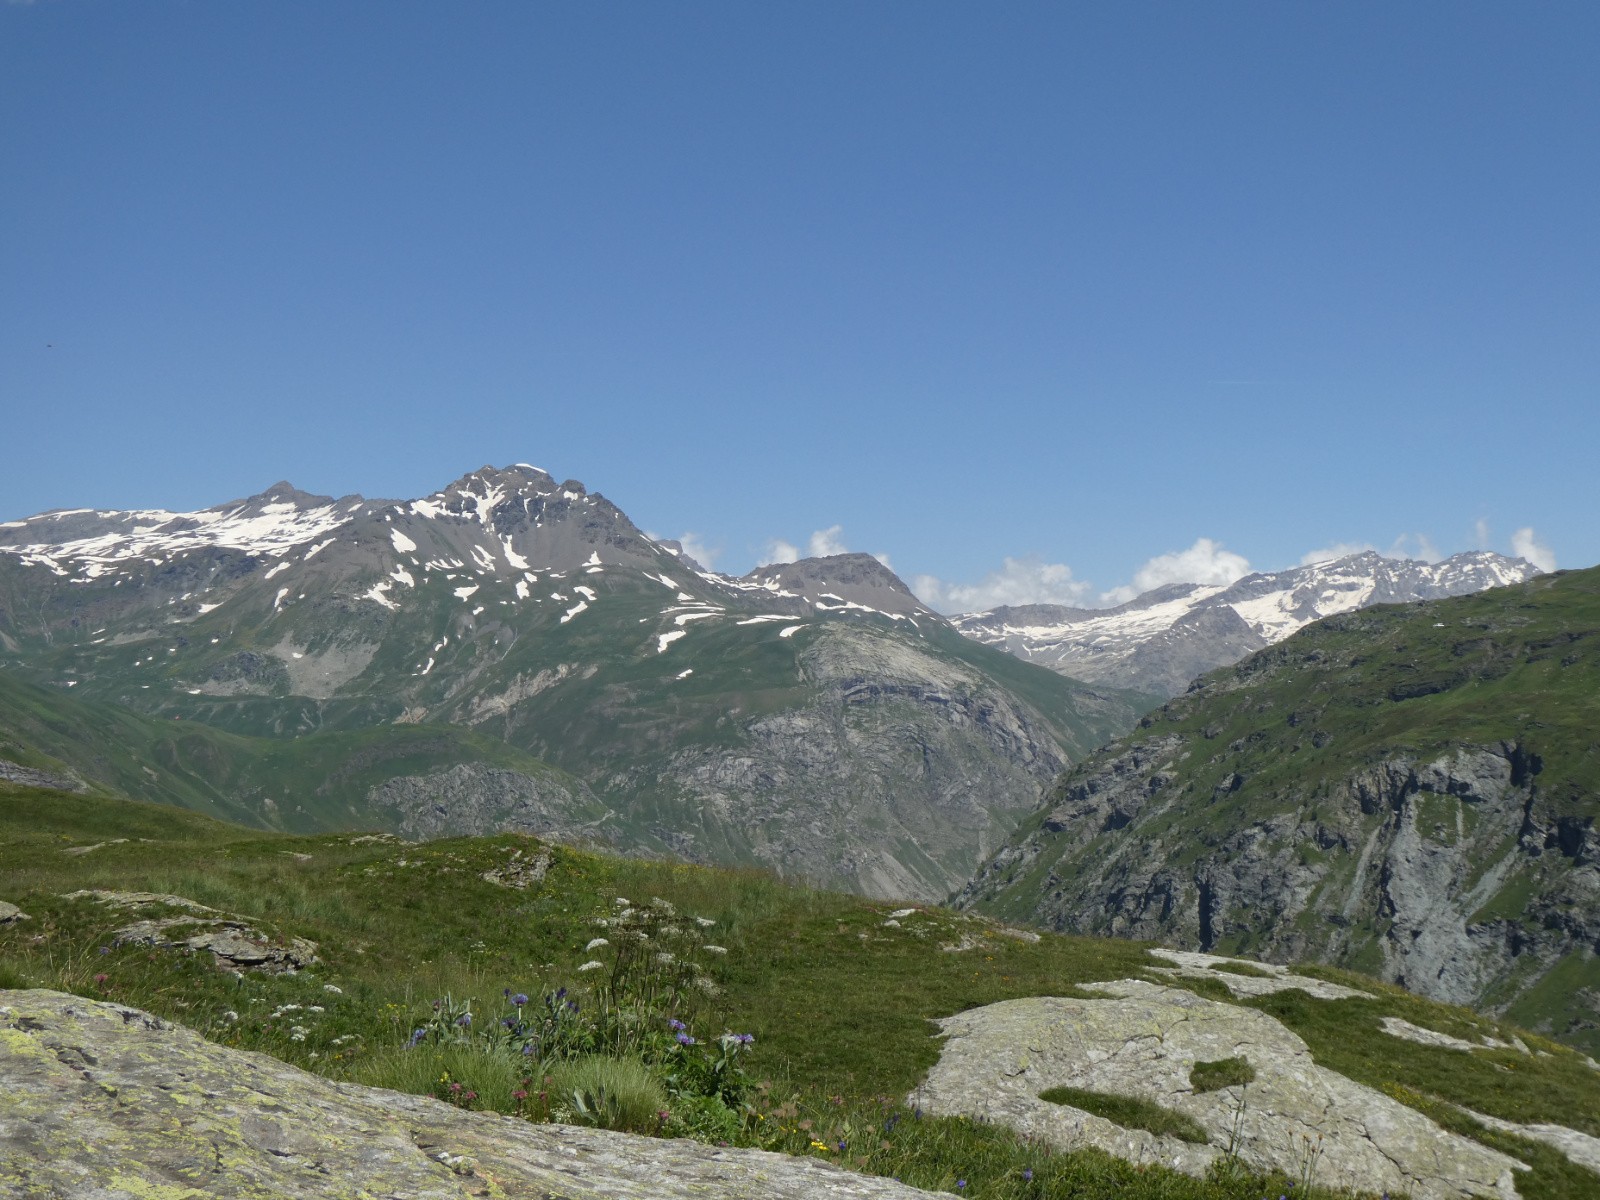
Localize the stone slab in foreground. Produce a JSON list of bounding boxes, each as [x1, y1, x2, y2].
[[913, 980, 1523, 1200], [0, 989, 936, 1199]]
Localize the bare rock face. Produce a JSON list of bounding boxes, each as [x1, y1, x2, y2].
[[913, 983, 1524, 1200], [0, 989, 939, 1199]]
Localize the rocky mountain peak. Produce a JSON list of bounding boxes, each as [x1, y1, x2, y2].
[[739, 553, 939, 620], [214, 482, 345, 516]]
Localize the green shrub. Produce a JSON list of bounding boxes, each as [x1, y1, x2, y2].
[[668, 1092, 743, 1142], [1038, 1085, 1209, 1144], [547, 1055, 668, 1134], [1190, 1056, 1256, 1094]]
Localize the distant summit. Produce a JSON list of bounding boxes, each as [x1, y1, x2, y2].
[[953, 550, 1541, 697]]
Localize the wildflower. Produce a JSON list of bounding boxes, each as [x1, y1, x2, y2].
[[322, 983, 342, 994], [455, 1012, 472, 1028], [669, 1019, 687, 1031], [735, 1033, 755, 1045], [289, 1026, 308, 1042], [956, 1182, 966, 1190], [98, 946, 110, 955], [464, 1091, 477, 1102], [585, 937, 610, 951], [837, 1140, 846, 1152], [655, 952, 675, 964], [407, 1028, 426, 1048], [614, 896, 630, 905], [449, 1082, 463, 1093], [695, 916, 716, 927], [577, 960, 604, 972], [307, 1005, 324, 1013], [93, 973, 108, 985], [702, 944, 728, 955], [1022, 1169, 1033, 1181], [675, 1032, 696, 1045], [511, 993, 529, 1007], [513, 1089, 529, 1101], [809, 1140, 828, 1151], [220, 1010, 239, 1023]]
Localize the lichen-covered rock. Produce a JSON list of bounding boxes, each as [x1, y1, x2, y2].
[[0, 989, 940, 1199], [0, 902, 28, 924], [912, 982, 1523, 1200]]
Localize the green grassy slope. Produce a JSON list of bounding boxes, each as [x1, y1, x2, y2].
[[3, 785, 1598, 1198], [0, 668, 609, 836]]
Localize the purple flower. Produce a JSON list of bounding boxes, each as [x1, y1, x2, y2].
[[676, 1031, 696, 1045], [554, 987, 567, 1002], [456, 1012, 472, 1028], [668, 1019, 687, 1031], [956, 1182, 966, 1191], [837, 1140, 846, 1152], [1022, 1168, 1032, 1181], [511, 993, 529, 1007], [735, 1033, 755, 1045], [407, 1028, 426, 1047]]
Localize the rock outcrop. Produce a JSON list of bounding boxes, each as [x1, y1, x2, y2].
[[913, 983, 1524, 1200], [0, 989, 938, 1199], [62, 890, 318, 974]]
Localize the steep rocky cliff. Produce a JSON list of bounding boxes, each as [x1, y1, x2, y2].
[[958, 566, 1600, 1052]]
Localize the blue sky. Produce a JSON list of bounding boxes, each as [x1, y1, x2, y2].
[[3, 2, 1595, 608]]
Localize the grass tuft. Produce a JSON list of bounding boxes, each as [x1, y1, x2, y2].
[[1189, 1056, 1255, 1094], [1037, 1085, 1209, 1144]]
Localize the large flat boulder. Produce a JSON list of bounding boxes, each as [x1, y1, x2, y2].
[[912, 980, 1524, 1200], [0, 989, 936, 1199]]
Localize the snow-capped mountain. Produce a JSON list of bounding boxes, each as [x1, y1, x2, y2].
[[0, 465, 1138, 900], [951, 551, 1541, 698]]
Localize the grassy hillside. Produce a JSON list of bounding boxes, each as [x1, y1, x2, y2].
[[4, 784, 1598, 1198], [0, 668, 611, 837], [961, 566, 1600, 1051]]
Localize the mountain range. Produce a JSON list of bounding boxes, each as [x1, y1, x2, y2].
[[950, 551, 1539, 697], [0, 465, 1140, 900]]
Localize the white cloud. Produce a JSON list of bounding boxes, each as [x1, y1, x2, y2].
[[912, 556, 1092, 614], [1474, 518, 1491, 550], [1386, 532, 1442, 563], [1510, 526, 1556, 572], [1300, 541, 1376, 566], [808, 525, 848, 557], [674, 532, 718, 570], [1099, 537, 1252, 604], [757, 538, 799, 566]]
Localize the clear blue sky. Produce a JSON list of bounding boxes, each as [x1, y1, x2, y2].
[[3, 2, 1595, 607]]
